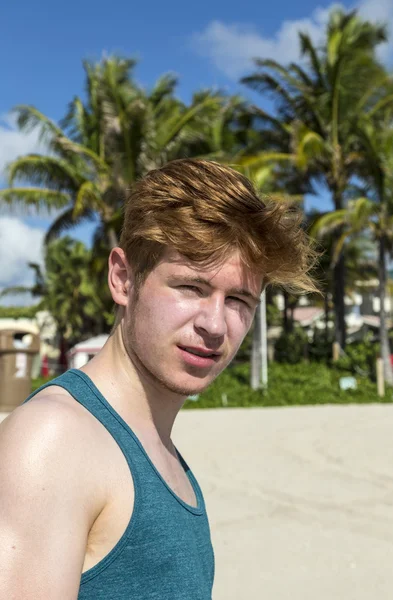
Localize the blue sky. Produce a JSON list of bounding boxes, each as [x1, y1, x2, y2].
[[1, 0, 392, 299]]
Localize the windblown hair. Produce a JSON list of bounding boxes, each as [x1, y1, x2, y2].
[[119, 159, 318, 294]]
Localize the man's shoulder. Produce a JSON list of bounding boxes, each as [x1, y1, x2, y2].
[[0, 385, 108, 520], [0, 387, 91, 465], [1, 385, 97, 443]]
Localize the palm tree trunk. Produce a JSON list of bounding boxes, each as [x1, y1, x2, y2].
[[283, 291, 291, 333], [333, 254, 346, 349], [324, 290, 330, 345], [58, 332, 69, 373], [332, 189, 347, 349], [378, 234, 393, 386], [108, 228, 118, 249]]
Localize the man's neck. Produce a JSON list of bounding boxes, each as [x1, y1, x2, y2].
[[80, 326, 186, 449]]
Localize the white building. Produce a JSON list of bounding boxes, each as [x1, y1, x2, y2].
[[67, 334, 109, 369], [0, 310, 57, 358]]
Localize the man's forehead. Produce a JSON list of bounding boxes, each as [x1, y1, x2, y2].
[[162, 248, 247, 273], [159, 249, 263, 294]]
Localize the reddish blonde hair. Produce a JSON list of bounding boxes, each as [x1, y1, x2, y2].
[[119, 159, 318, 293]]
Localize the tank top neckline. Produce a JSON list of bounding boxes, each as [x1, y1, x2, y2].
[[68, 368, 205, 516]]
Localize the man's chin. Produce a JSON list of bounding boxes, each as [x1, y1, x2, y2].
[[161, 374, 216, 398]]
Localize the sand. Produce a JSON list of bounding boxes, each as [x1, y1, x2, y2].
[[174, 405, 393, 600]]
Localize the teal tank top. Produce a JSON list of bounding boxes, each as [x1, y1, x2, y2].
[[24, 369, 215, 599]]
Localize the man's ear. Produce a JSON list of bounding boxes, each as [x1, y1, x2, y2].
[[108, 248, 133, 307]]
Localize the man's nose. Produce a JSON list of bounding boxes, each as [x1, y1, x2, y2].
[[194, 296, 227, 338]]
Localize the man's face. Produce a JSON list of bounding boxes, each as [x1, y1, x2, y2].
[[123, 248, 262, 397]]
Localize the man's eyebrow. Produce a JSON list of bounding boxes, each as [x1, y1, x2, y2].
[[170, 275, 260, 305], [228, 287, 261, 305]]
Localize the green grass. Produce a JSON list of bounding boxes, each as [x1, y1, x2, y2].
[[185, 362, 391, 409], [31, 362, 392, 408], [31, 375, 56, 392]]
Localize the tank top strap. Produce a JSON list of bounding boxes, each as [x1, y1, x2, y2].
[[23, 369, 149, 495], [24, 368, 205, 515]]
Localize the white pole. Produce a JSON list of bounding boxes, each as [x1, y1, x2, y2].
[[260, 290, 268, 389], [250, 304, 261, 390]]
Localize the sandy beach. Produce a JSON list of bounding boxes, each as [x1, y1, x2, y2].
[[174, 405, 393, 600], [2, 403, 393, 599]]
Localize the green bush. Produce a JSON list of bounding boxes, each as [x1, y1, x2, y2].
[[0, 304, 41, 319], [185, 361, 390, 409], [266, 303, 281, 326], [335, 334, 379, 379], [308, 326, 335, 362], [274, 326, 309, 364]]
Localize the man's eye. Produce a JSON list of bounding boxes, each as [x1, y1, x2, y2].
[[179, 285, 201, 294], [228, 296, 249, 307]]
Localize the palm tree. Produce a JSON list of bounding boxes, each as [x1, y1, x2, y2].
[[312, 161, 393, 385], [1, 237, 112, 356], [232, 157, 312, 386], [241, 8, 389, 349], [0, 57, 217, 248], [308, 225, 377, 347], [176, 91, 257, 161]]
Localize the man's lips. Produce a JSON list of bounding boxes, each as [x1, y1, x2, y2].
[[178, 345, 221, 358], [177, 345, 222, 367]]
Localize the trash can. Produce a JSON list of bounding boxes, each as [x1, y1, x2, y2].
[[0, 330, 40, 413]]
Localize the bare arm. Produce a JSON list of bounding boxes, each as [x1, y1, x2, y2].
[[0, 397, 105, 599]]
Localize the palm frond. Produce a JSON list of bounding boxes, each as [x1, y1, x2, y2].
[[7, 155, 83, 191], [296, 127, 328, 168], [241, 72, 297, 113], [248, 105, 289, 133], [73, 182, 102, 218], [0, 285, 33, 298], [298, 32, 324, 87], [238, 152, 294, 170], [12, 105, 63, 143], [348, 196, 377, 222], [367, 93, 393, 118], [156, 95, 217, 150], [60, 96, 88, 141], [44, 208, 95, 244], [288, 63, 314, 88], [252, 59, 305, 91], [331, 229, 352, 267], [310, 209, 348, 238], [0, 187, 71, 210], [55, 136, 109, 174], [149, 74, 178, 107]]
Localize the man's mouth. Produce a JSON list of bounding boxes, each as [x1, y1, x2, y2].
[[179, 346, 221, 359], [184, 348, 216, 357]]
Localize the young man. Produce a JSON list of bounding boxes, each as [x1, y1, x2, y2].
[[0, 159, 315, 599]]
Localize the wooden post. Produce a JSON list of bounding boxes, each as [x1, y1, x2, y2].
[[332, 342, 340, 362], [376, 358, 385, 398]]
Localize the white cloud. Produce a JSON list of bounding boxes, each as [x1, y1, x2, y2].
[[0, 113, 46, 179], [358, 0, 393, 62], [0, 217, 44, 303], [191, 1, 393, 79], [190, 8, 330, 79], [359, 0, 393, 23]]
